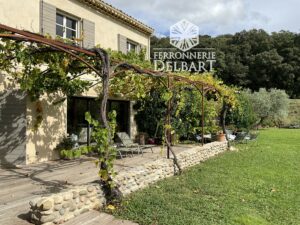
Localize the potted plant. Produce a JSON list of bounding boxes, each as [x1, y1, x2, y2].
[[216, 130, 226, 142]]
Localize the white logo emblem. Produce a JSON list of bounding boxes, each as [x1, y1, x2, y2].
[[170, 19, 199, 52]]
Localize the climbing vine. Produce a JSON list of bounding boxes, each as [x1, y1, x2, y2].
[[85, 111, 119, 200]]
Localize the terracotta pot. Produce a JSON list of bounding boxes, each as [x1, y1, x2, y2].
[[217, 133, 226, 142]]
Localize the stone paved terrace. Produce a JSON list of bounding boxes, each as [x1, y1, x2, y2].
[[0, 145, 198, 225]]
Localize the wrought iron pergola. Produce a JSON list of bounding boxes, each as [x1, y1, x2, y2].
[[0, 24, 222, 166]]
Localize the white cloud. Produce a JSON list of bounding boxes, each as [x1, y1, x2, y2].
[[104, 0, 299, 35]]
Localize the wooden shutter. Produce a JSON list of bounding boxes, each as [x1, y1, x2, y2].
[[0, 90, 27, 166], [118, 34, 127, 54], [40, 1, 56, 37], [141, 44, 147, 51], [82, 19, 95, 49], [138, 44, 147, 53], [136, 44, 141, 54]]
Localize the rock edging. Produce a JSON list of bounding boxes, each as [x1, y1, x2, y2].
[[29, 185, 105, 225], [114, 141, 228, 196]]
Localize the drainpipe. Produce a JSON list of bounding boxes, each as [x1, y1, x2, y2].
[[87, 99, 91, 146]]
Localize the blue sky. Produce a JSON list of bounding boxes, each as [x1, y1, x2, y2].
[[104, 0, 300, 36]]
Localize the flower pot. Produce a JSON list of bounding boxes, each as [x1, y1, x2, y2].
[[217, 133, 226, 142]]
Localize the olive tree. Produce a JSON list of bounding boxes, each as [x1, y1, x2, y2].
[[246, 88, 289, 127]]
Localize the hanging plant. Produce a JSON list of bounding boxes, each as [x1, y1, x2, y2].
[[33, 101, 43, 131]]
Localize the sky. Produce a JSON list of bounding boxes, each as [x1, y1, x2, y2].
[[104, 0, 300, 37]]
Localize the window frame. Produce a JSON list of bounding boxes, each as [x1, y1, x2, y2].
[[127, 40, 138, 53], [56, 12, 79, 41]]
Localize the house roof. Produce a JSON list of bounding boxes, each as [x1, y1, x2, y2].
[[76, 0, 154, 35]]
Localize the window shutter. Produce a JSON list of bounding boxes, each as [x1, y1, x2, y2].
[[138, 44, 147, 53], [141, 44, 147, 51], [118, 34, 127, 54], [40, 1, 56, 37], [139, 44, 149, 59], [82, 19, 95, 49], [136, 44, 141, 54]]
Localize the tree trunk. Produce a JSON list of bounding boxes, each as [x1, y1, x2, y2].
[[220, 100, 230, 148]]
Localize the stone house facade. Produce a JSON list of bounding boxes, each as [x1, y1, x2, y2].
[[0, 0, 154, 166]]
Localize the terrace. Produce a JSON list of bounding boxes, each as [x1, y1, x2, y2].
[[0, 144, 223, 225]]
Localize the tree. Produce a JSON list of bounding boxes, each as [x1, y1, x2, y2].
[[227, 90, 257, 130], [246, 88, 289, 126], [151, 29, 300, 98], [269, 89, 290, 127]]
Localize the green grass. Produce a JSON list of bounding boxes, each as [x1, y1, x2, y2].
[[114, 129, 300, 225]]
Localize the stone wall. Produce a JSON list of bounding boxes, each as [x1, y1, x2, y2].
[[115, 158, 175, 196], [28, 142, 227, 224], [177, 141, 228, 169], [115, 141, 228, 195], [29, 185, 105, 225]]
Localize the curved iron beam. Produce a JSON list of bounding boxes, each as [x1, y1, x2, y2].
[[110, 62, 220, 95], [0, 33, 102, 77]]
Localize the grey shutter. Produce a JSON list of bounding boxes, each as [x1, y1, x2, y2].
[[0, 90, 27, 166], [118, 34, 127, 54], [139, 44, 148, 59], [143, 44, 149, 59], [40, 1, 56, 37], [141, 44, 147, 51], [138, 44, 147, 54], [82, 19, 95, 49], [136, 44, 141, 54]]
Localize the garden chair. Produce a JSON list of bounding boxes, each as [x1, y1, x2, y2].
[[234, 132, 248, 143], [111, 144, 134, 159], [225, 129, 236, 141], [196, 134, 212, 143], [116, 132, 155, 156]]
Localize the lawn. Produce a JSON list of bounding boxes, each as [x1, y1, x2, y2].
[[114, 129, 300, 225]]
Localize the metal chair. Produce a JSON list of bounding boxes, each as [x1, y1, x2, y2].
[[116, 132, 155, 156]]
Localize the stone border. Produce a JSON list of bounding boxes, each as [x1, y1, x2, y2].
[[29, 185, 105, 225], [28, 142, 227, 224]]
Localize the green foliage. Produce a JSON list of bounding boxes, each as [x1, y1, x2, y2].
[[245, 88, 289, 126], [60, 146, 93, 160], [134, 73, 237, 140], [135, 86, 222, 141], [286, 99, 300, 126], [135, 89, 166, 138], [56, 137, 93, 160], [151, 30, 300, 98], [55, 136, 76, 151], [109, 48, 155, 100], [269, 89, 290, 126], [227, 91, 258, 130], [85, 110, 117, 188], [172, 88, 219, 138], [0, 39, 91, 101], [227, 88, 289, 129]]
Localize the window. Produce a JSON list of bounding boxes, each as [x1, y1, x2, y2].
[[67, 98, 130, 143], [56, 13, 78, 40], [127, 41, 137, 53]]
